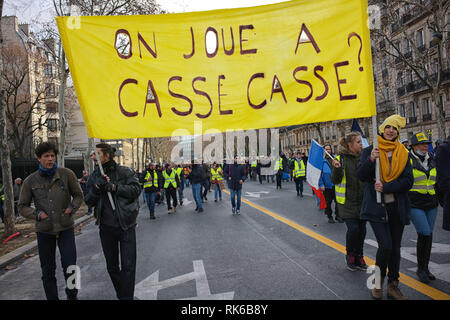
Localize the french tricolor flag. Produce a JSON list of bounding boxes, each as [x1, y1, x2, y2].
[[306, 140, 327, 209], [306, 139, 324, 189]]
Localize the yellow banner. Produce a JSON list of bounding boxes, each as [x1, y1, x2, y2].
[[56, 0, 376, 139]]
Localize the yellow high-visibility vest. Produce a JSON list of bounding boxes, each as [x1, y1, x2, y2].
[[334, 155, 346, 204], [163, 169, 178, 188], [410, 158, 436, 195], [143, 171, 158, 188], [211, 167, 223, 181], [0, 186, 5, 201], [293, 159, 306, 178]]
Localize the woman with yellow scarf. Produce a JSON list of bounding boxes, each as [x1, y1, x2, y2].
[[357, 115, 414, 300]]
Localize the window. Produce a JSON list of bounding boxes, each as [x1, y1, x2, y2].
[[35, 81, 40, 93], [407, 70, 413, 83], [44, 64, 52, 77], [384, 86, 390, 100], [440, 95, 446, 116], [423, 98, 431, 115], [397, 72, 404, 86], [399, 103, 406, 117], [410, 101, 416, 117], [45, 83, 55, 96], [46, 102, 57, 114], [35, 62, 39, 73], [326, 127, 330, 140], [48, 119, 58, 131], [364, 123, 370, 138], [416, 28, 424, 47]]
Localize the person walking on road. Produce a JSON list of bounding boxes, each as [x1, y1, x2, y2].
[[408, 132, 439, 283], [293, 152, 306, 197], [226, 156, 246, 215], [84, 143, 141, 300], [189, 161, 205, 212], [320, 145, 343, 223], [211, 162, 224, 202], [357, 115, 413, 300], [18, 142, 84, 300], [176, 164, 185, 206], [331, 132, 367, 272], [163, 163, 180, 214], [435, 134, 450, 231], [275, 154, 284, 189], [140, 163, 159, 219]]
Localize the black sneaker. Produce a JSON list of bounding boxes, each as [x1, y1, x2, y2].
[[335, 216, 344, 223], [356, 256, 368, 271], [346, 254, 358, 271], [198, 208, 204, 213], [328, 217, 335, 224]]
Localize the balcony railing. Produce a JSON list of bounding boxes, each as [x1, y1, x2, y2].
[[406, 82, 415, 92], [397, 86, 405, 96], [422, 113, 432, 121], [409, 116, 417, 124]]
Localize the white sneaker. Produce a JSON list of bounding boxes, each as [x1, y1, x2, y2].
[[236, 209, 240, 215], [232, 207, 236, 214]]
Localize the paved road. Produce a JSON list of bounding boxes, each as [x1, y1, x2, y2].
[[0, 178, 449, 300]]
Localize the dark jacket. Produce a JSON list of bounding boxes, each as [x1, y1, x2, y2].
[[85, 161, 141, 231], [19, 167, 84, 233], [319, 158, 334, 189], [408, 151, 438, 210], [435, 140, 450, 193], [331, 151, 365, 219], [226, 163, 246, 190], [189, 164, 206, 184], [356, 145, 414, 225]]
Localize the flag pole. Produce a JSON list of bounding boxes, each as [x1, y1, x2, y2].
[[372, 115, 381, 203], [312, 139, 335, 160], [93, 148, 117, 211]]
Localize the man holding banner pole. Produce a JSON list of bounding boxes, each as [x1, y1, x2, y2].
[[85, 143, 141, 300]]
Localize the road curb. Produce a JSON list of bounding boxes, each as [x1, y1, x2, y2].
[[0, 215, 94, 270]]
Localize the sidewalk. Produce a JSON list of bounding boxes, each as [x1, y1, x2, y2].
[[0, 214, 94, 270]]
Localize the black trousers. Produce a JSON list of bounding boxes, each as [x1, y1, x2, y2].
[[36, 228, 77, 300], [343, 218, 367, 256], [323, 188, 339, 217], [276, 171, 283, 188], [165, 188, 178, 210], [99, 224, 137, 300], [369, 203, 405, 282]]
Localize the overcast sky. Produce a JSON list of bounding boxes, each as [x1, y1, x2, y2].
[[4, 0, 290, 29]]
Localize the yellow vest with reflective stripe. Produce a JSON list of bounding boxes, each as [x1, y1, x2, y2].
[[211, 167, 223, 181], [144, 171, 158, 188], [275, 158, 283, 172], [334, 155, 346, 204], [163, 170, 177, 188], [410, 158, 436, 195], [176, 167, 183, 179], [251, 161, 257, 168], [293, 159, 306, 178], [0, 186, 4, 201]]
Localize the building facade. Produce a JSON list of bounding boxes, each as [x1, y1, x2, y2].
[[2, 16, 61, 158], [280, 1, 449, 155]]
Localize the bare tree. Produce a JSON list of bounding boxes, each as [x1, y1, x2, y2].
[[0, 0, 18, 238], [1, 45, 57, 158], [371, 0, 450, 139]]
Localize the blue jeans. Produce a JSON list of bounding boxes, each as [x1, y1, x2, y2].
[[178, 179, 185, 202], [144, 192, 157, 216], [230, 189, 242, 210], [37, 228, 77, 300], [214, 183, 222, 200], [191, 183, 202, 209], [0, 203, 4, 222], [410, 207, 438, 236]]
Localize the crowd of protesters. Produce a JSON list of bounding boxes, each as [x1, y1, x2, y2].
[[1, 113, 448, 301]]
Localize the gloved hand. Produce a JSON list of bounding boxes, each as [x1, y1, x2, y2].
[[104, 182, 117, 193], [94, 175, 107, 191]]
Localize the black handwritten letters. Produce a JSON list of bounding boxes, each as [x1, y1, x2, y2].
[[115, 25, 360, 119]]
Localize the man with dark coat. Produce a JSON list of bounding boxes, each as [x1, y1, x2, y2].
[[85, 143, 141, 300], [225, 156, 246, 215], [435, 135, 450, 231]]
